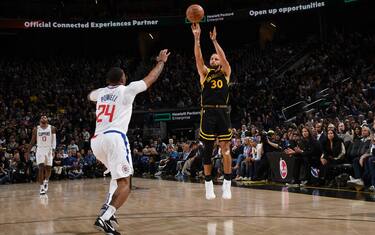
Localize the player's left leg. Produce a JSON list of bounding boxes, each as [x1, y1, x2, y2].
[[44, 165, 51, 192], [99, 178, 119, 228], [95, 177, 130, 235], [219, 140, 232, 199]]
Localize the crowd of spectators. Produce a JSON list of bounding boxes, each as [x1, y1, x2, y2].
[[0, 30, 374, 192]]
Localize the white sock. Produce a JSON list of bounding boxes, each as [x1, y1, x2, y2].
[[223, 179, 232, 188], [100, 179, 118, 215], [107, 179, 118, 205], [101, 205, 116, 221], [40, 185, 44, 190]]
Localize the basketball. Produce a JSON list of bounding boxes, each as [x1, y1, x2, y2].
[[186, 4, 204, 23]]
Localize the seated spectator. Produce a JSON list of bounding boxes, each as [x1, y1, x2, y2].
[[0, 163, 10, 184], [240, 137, 259, 180], [235, 137, 252, 180], [320, 130, 346, 186], [181, 141, 200, 177], [82, 149, 96, 178], [348, 126, 372, 188], [366, 138, 375, 192], [175, 143, 191, 177], [347, 126, 363, 163], [68, 152, 84, 179], [155, 145, 178, 176], [53, 152, 64, 180], [285, 127, 322, 186], [337, 122, 353, 147]]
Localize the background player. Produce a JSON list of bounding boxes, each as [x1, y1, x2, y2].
[[89, 49, 170, 235], [27, 115, 57, 195], [191, 23, 233, 200]]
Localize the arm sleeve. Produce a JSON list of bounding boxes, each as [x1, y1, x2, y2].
[[127, 80, 147, 97], [52, 134, 56, 150], [88, 89, 100, 101]]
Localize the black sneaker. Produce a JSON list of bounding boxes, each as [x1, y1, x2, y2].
[[109, 215, 119, 228], [94, 217, 121, 235]]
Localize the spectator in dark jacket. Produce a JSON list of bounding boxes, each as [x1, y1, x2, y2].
[[320, 130, 346, 185]]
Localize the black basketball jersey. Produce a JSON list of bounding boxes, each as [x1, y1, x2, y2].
[[201, 68, 229, 106]]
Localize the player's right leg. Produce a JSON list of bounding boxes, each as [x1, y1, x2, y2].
[[36, 151, 46, 195], [200, 109, 217, 200], [202, 140, 216, 200], [37, 163, 45, 195]]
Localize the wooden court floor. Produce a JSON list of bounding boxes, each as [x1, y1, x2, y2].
[[0, 178, 374, 235]]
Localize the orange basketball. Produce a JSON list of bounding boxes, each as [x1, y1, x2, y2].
[[186, 4, 204, 23]]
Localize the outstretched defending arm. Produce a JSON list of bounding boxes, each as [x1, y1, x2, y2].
[[143, 49, 171, 88], [210, 26, 231, 78], [191, 23, 208, 85]]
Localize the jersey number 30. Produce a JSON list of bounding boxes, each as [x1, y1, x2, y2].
[[211, 80, 223, 89], [97, 104, 116, 123]]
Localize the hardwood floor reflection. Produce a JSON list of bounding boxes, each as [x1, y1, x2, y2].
[[0, 178, 374, 235]]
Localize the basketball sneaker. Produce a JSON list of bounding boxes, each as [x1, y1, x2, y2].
[[40, 187, 46, 195], [94, 217, 120, 235], [109, 215, 119, 228], [43, 180, 49, 192], [205, 180, 216, 200], [222, 179, 232, 199]]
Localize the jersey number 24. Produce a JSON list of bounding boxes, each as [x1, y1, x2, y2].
[[97, 104, 116, 123]]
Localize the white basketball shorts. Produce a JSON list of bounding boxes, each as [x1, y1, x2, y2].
[[36, 147, 53, 166], [90, 130, 133, 180]]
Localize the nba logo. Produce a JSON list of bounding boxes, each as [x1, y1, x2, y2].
[[279, 159, 288, 179]]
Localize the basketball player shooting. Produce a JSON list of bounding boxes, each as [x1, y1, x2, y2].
[[88, 49, 170, 235], [27, 115, 57, 196], [191, 23, 233, 200]]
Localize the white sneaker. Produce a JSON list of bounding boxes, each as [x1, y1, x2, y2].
[[43, 180, 49, 192], [218, 175, 224, 180], [243, 177, 249, 181], [154, 171, 163, 177], [354, 179, 364, 186], [222, 179, 232, 199], [40, 187, 46, 195], [205, 180, 216, 200], [369, 186, 375, 192]]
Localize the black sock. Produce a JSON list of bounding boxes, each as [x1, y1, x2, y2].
[[205, 175, 212, 182], [224, 174, 232, 181]]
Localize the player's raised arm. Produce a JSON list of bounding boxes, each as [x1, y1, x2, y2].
[[210, 26, 231, 78], [143, 49, 170, 88], [192, 23, 208, 85]]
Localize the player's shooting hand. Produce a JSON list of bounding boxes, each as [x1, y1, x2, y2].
[[209, 26, 217, 41], [191, 23, 201, 39], [156, 49, 171, 63]]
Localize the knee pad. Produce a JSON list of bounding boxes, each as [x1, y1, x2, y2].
[[202, 140, 214, 165]]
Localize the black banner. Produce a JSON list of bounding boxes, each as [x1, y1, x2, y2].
[[267, 152, 296, 183]]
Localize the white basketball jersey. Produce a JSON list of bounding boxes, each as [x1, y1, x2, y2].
[[37, 124, 53, 148], [89, 81, 147, 135]]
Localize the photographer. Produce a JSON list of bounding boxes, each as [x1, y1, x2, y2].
[[254, 130, 282, 180]]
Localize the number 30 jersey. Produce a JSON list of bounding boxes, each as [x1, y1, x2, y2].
[[89, 81, 147, 135], [201, 68, 230, 106]]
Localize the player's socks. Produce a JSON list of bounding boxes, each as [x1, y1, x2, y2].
[[101, 205, 116, 221], [205, 179, 216, 200], [222, 179, 232, 199]]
